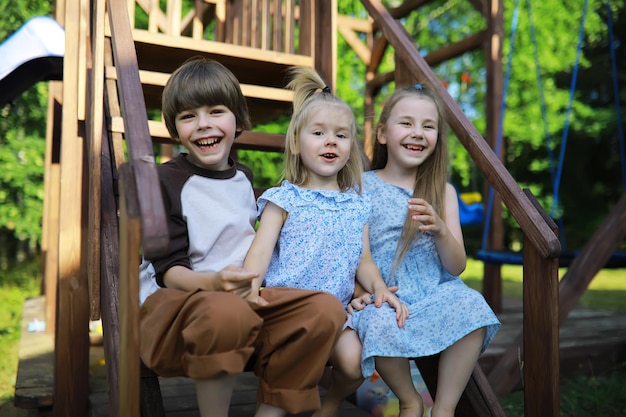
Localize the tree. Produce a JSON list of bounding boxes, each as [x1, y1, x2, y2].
[[0, 1, 51, 267]]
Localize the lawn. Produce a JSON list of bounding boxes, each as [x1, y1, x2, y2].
[[0, 256, 625, 416]]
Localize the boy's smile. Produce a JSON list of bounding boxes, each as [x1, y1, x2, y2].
[[175, 104, 238, 171]]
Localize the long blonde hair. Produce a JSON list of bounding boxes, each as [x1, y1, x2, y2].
[[372, 84, 449, 273], [282, 66, 363, 192]]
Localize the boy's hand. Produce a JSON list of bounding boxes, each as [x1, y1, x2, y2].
[[245, 289, 269, 306], [212, 265, 258, 298]]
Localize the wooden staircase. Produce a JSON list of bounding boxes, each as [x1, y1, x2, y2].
[[12, 0, 562, 416]]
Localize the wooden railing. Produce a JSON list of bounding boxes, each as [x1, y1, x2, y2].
[[359, 1, 562, 417]]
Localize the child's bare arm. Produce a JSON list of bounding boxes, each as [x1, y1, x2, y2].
[[355, 225, 409, 327], [243, 201, 285, 304], [163, 264, 258, 298]]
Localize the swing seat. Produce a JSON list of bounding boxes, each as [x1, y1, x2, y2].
[[475, 249, 626, 269], [459, 196, 484, 226], [454, 186, 484, 226]]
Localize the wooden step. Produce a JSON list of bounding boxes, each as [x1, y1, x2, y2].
[[109, 117, 286, 152], [104, 66, 294, 124], [126, 29, 313, 86], [88, 370, 373, 417], [13, 296, 54, 413]]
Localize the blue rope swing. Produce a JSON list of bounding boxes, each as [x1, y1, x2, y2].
[[477, 0, 626, 267], [606, 0, 626, 190]]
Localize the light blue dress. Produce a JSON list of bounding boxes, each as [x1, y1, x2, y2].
[[352, 171, 501, 378], [258, 180, 371, 308]]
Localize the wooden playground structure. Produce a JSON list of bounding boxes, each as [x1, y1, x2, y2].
[[4, 0, 626, 416]]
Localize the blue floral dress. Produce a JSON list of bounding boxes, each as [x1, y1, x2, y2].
[[258, 180, 371, 308], [352, 171, 501, 378]]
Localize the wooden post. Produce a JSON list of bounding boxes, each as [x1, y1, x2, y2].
[[118, 164, 141, 417], [522, 237, 560, 417], [42, 82, 62, 336], [482, 0, 504, 314], [54, 0, 91, 414]]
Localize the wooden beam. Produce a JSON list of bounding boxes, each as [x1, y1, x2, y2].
[[522, 236, 560, 417], [558, 193, 626, 320], [42, 82, 62, 336], [87, 0, 107, 320], [422, 30, 487, 67], [117, 163, 142, 417], [108, 0, 169, 259], [54, 0, 90, 414], [482, 0, 505, 313]]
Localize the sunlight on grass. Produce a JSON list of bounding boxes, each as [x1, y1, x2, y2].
[[461, 258, 626, 313], [0, 259, 41, 403]]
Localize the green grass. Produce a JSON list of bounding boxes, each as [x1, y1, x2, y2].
[[1, 257, 625, 415], [499, 364, 626, 417], [0, 258, 41, 403], [461, 260, 626, 313]]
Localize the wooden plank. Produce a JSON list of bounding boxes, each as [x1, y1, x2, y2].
[[108, 0, 169, 260], [413, 356, 506, 417], [558, 193, 626, 319], [521, 238, 560, 417], [14, 297, 54, 411], [42, 82, 62, 336], [124, 24, 313, 67], [109, 118, 285, 152], [482, 0, 505, 314], [313, 0, 337, 90], [55, 0, 91, 414], [117, 163, 142, 417], [99, 118, 122, 417], [86, 0, 107, 321]]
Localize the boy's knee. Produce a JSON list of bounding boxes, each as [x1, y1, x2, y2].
[[311, 293, 346, 330]]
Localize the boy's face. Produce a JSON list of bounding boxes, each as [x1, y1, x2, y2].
[[175, 104, 238, 171]]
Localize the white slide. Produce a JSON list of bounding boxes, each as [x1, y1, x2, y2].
[[0, 16, 64, 107]]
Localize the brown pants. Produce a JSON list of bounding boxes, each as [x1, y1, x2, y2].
[[139, 287, 345, 413]]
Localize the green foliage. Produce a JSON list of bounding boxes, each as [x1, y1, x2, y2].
[[0, 0, 51, 254]]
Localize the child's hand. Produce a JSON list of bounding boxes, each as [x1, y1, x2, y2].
[[408, 198, 446, 236], [245, 291, 269, 306], [212, 265, 258, 298], [372, 287, 409, 328], [347, 293, 373, 313], [347, 285, 399, 314]]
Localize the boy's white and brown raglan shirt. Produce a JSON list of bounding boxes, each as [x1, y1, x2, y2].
[[138, 153, 257, 305]]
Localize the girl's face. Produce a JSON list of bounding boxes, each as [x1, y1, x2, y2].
[[298, 105, 353, 189], [175, 104, 238, 171], [378, 96, 439, 171]]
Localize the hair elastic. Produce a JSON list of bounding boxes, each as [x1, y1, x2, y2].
[[414, 84, 423, 90], [322, 86, 331, 94]]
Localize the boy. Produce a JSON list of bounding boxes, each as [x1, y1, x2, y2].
[[138, 57, 345, 417]]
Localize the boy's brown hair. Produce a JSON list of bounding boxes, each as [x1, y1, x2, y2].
[[162, 57, 252, 141]]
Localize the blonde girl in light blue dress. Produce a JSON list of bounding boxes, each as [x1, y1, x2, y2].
[[243, 66, 408, 417], [351, 84, 500, 417]]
